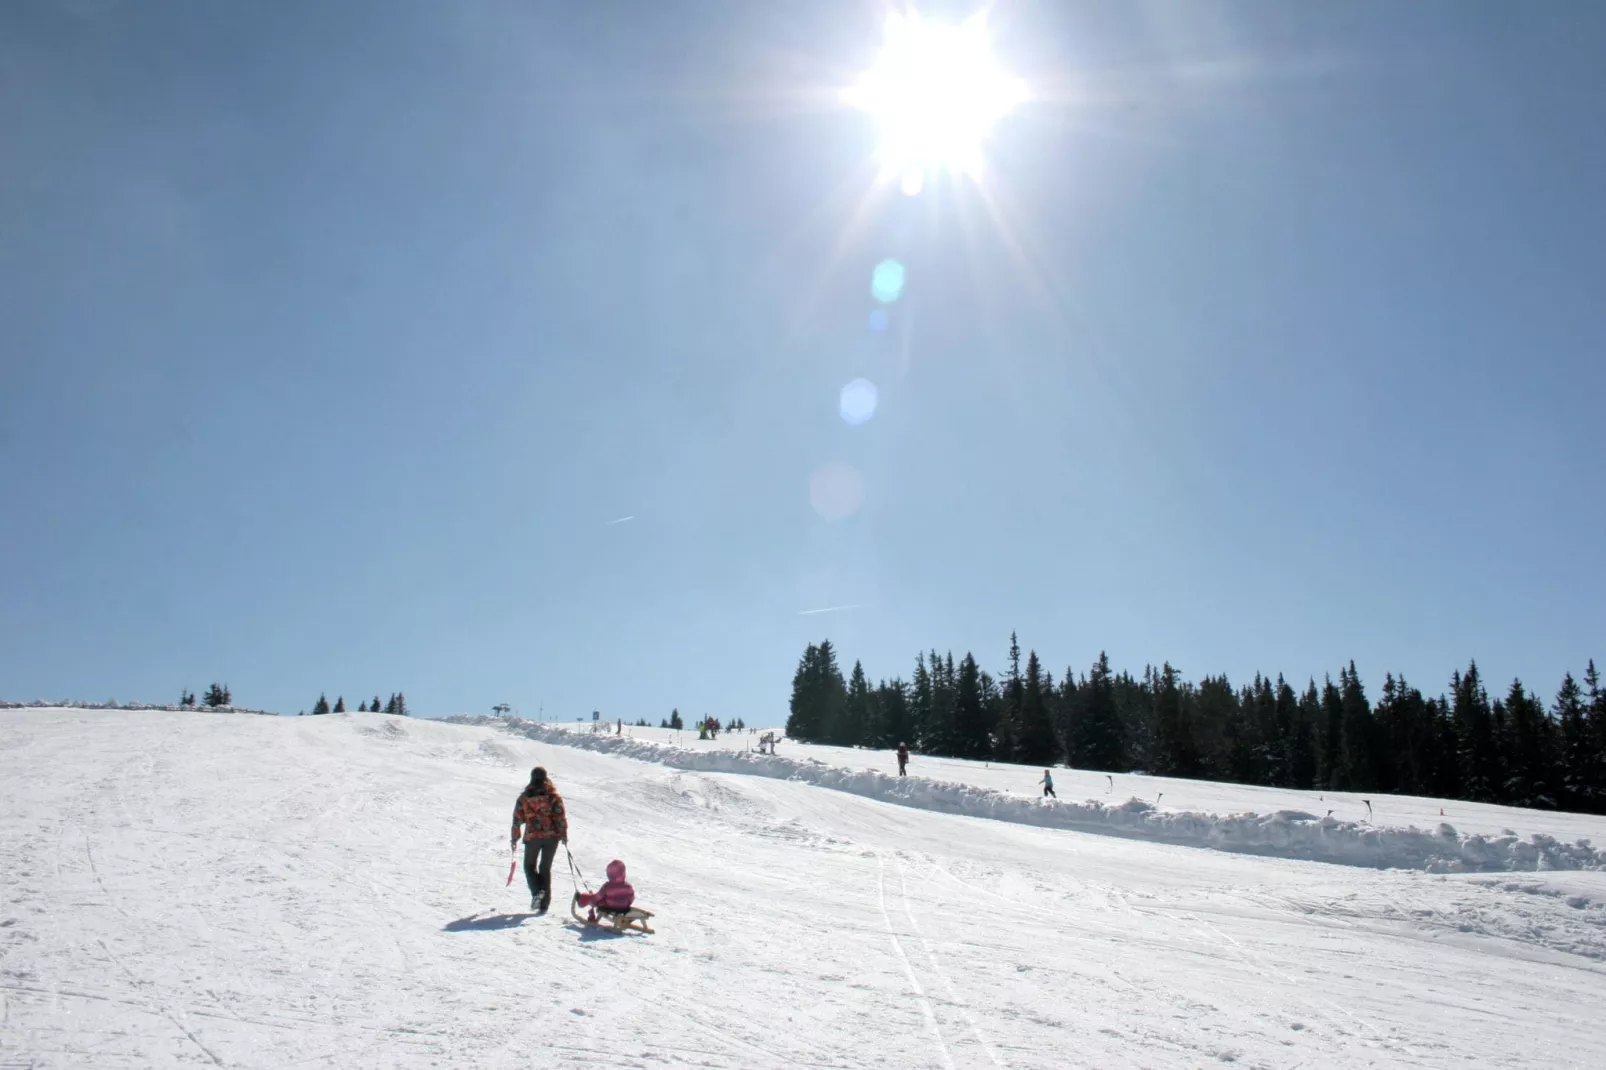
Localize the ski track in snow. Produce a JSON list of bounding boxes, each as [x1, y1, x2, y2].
[[1, 707, 1604, 1068]]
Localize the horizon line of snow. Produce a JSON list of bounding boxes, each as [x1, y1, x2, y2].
[[0, 700, 277, 715], [447, 715, 1606, 875]]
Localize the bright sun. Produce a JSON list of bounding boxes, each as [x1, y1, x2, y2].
[[843, 8, 1027, 187]]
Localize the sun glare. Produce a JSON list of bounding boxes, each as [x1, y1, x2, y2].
[[843, 8, 1027, 185]]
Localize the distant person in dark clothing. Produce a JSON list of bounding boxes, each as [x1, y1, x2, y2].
[[896, 743, 909, 777]]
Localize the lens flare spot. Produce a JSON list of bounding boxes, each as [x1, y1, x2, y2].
[[868, 308, 889, 333], [839, 379, 879, 426], [871, 259, 906, 303], [809, 463, 867, 522]]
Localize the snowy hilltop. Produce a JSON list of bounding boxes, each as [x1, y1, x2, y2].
[[4, 706, 1605, 1068]]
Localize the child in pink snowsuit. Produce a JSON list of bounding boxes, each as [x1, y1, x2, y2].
[[579, 860, 635, 913]]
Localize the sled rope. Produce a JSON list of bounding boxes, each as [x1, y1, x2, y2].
[[564, 843, 592, 894]]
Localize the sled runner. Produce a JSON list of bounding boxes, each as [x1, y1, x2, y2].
[[571, 891, 655, 934]]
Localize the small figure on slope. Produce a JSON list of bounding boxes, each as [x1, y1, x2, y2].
[[574, 859, 654, 934], [1040, 769, 1056, 799], [896, 742, 909, 777], [511, 766, 567, 913]]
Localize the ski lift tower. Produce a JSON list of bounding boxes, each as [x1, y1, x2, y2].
[[492, 703, 511, 718]]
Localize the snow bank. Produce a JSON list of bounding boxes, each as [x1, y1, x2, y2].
[[454, 716, 1606, 874]]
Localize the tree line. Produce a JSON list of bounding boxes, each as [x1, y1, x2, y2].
[[786, 635, 1606, 813], [653, 709, 747, 731], [178, 684, 232, 708], [300, 692, 408, 716]]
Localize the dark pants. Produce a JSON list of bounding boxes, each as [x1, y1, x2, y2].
[[523, 838, 559, 904], [1043, 785, 1056, 798]]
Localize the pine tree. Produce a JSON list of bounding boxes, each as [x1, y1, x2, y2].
[[358, 700, 368, 712], [1118, 668, 1155, 774], [1317, 675, 1344, 789], [1017, 651, 1058, 766], [997, 632, 1024, 762], [786, 643, 845, 743], [909, 653, 933, 752], [1078, 652, 1125, 772], [980, 670, 1004, 757], [1272, 675, 1298, 787], [1246, 674, 1278, 785], [1289, 680, 1319, 789], [1428, 694, 1463, 799], [1554, 672, 1591, 809], [203, 683, 228, 709], [1337, 662, 1376, 790], [925, 651, 958, 756], [393, 692, 408, 717], [333, 696, 346, 713], [1152, 663, 1198, 777], [878, 678, 911, 751], [1503, 678, 1554, 808], [843, 661, 874, 747], [1378, 675, 1428, 795], [952, 654, 990, 759], [1194, 675, 1240, 781], [787, 645, 820, 740], [1586, 661, 1606, 813], [313, 693, 331, 716], [371, 695, 382, 714], [1452, 662, 1497, 801], [670, 708, 684, 730]]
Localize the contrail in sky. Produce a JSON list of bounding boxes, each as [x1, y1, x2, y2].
[[796, 604, 869, 616], [605, 516, 635, 526]]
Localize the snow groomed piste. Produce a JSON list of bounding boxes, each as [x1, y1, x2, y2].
[[6, 707, 1606, 1068], [457, 715, 1606, 874]]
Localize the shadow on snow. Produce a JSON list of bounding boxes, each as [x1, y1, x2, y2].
[[442, 912, 535, 932]]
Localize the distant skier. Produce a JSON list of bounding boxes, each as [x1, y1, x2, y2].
[[1040, 769, 1056, 798], [510, 767, 568, 913], [896, 742, 909, 777]]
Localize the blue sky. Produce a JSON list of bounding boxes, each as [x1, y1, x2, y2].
[[2, 1, 1602, 720]]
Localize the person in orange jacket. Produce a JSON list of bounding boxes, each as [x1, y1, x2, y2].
[[511, 767, 567, 913]]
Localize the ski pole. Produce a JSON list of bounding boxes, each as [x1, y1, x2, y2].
[[506, 842, 517, 887]]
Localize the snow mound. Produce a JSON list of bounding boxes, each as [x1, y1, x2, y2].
[[456, 717, 1606, 874]]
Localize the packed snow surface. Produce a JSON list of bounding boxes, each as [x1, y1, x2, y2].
[[3, 708, 1605, 1068], [477, 719, 1606, 874]]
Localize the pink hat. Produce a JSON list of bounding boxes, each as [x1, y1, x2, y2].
[[605, 859, 627, 881]]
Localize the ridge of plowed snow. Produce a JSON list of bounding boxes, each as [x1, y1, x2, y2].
[[456, 717, 1606, 874]]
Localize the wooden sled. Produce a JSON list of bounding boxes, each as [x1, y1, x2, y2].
[[571, 892, 655, 934]]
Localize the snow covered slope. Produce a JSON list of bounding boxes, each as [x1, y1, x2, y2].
[[3, 707, 1605, 1068], [477, 720, 1606, 873]]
